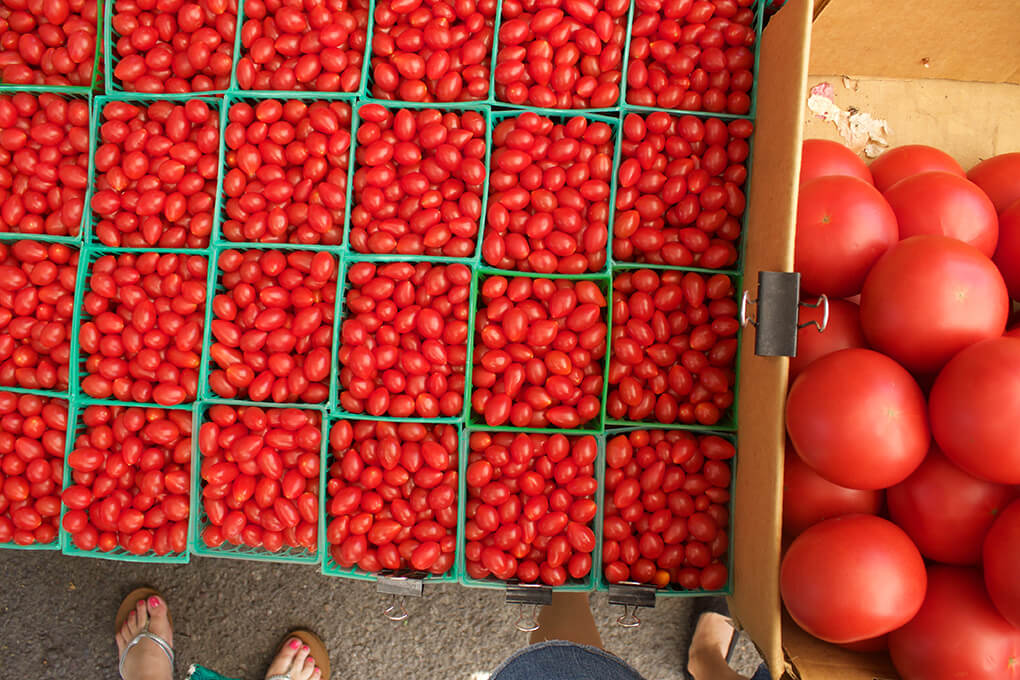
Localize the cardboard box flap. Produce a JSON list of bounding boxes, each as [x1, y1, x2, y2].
[[782, 614, 899, 680], [730, 0, 812, 677], [803, 76, 1020, 168], [810, 0, 1020, 85]]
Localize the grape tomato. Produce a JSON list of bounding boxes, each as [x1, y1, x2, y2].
[[601, 430, 732, 589], [471, 275, 608, 428], [614, 111, 751, 268], [0, 0, 98, 87]]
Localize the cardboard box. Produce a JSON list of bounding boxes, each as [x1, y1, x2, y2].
[[730, 1, 1020, 678]]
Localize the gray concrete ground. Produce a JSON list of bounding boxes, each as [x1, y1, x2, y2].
[[0, 551, 762, 680]]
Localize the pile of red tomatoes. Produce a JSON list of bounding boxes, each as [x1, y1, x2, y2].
[[782, 140, 1020, 679]]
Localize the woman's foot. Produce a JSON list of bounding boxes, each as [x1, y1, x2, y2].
[[687, 612, 745, 680], [115, 595, 173, 680], [266, 637, 322, 680]]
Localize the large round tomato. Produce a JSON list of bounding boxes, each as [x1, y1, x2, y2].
[[860, 235, 1009, 375], [783, 445, 883, 538], [780, 515, 927, 644], [800, 139, 873, 186], [869, 145, 965, 193], [789, 298, 867, 380], [993, 199, 1020, 300], [884, 172, 999, 256], [795, 176, 898, 297], [887, 446, 1015, 565], [786, 348, 929, 490], [984, 498, 1020, 628], [929, 337, 1020, 484], [889, 566, 1020, 680], [968, 152, 1020, 213]]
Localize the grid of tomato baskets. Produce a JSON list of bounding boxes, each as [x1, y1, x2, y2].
[[0, 0, 763, 598]]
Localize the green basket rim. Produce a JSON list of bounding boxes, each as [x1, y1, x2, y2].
[[456, 430, 604, 592], [188, 399, 325, 564], [595, 427, 736, 597], [58, 400, 193, 563], [319, 415, 461, 582]]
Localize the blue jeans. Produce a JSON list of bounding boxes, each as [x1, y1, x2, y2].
[[185, 642, 773, 680], [490, 640, 772, 680]]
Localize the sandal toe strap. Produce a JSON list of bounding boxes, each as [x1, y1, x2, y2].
[[119, 630, 174, 680]]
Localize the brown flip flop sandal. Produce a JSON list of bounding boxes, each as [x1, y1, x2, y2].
[[115, 587, 174, 680], [267, 630, 331, 680]]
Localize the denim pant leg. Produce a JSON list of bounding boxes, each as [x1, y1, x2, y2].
[[489, 641, 647, 680]]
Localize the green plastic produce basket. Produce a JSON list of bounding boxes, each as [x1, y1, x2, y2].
[[200, 243, 342, 405], [0, 0, 103, 93], [456, 430, 604, 592], [360, 3, 493, 105], [188, 398, 325, 564], [610, 107, 755, 278], [58, 399, 193, 563], [486, 0, 635, 112], [340, 99, 491, 264], [603, 269, 742, 432], [0, 391, 70, 551], [103, 0, 235, 94], [319, 414, 462, 583], [228, 0, 373, 98], [484, 108, 618, 276], [465, 268, 612, 435], [0, 239, 81, 400], [86, 93, 224, 249], [0, 89, 92, 243], [69, 245, 210, 406], [594, 427, 736, 597], [213, 91, 358, 248], [329, 253, 474, 419], [618, 0, 766, 120]]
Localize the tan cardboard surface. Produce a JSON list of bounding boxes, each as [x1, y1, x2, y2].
[[782, 615, 899, 680], [730, 0, 811, 677], [803, 76, 1020, 168], [810, 0, 1020, 85]]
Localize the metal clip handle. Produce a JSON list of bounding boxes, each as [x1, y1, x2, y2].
[[513, 604, 541, 632], [616, 604, 642, 628], [798, 294, 829, 332], [383, 597, 409, 622]]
